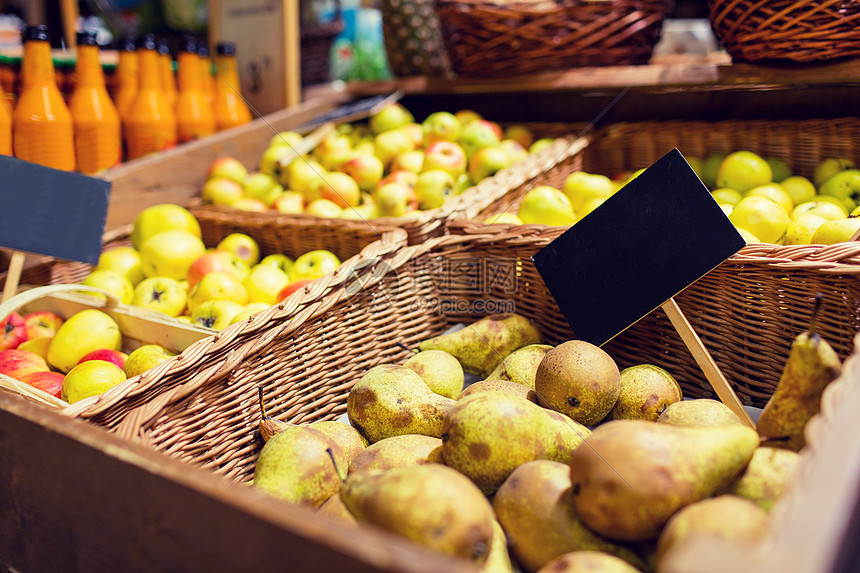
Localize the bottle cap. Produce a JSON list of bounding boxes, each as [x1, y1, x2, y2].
[[76, 31, 98, 47], [180, 36, 198, 54], [120, 36, 136, 52], [22, 25, 49, 43], [138, 33, 157, 51], [157, 38, 171, 56], [216, 42, 235, 56], [197, 43, 210, 58]]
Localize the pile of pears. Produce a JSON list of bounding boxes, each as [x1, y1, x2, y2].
[[251, 308, 842, 572]]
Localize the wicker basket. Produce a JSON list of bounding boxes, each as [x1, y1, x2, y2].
[[709, 0, 860, 63], [63, 227, 860, 486], [435, 0, 673, 78]]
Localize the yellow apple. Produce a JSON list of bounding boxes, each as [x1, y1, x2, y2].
[[792, 199, 848, 221], [272, 191, 305, 214], [243, 264, 290, 305], [187, 271, 249, 313], [229, 302, 272, 326], [123, 344, 176, 378], [484, 212, 522, 225], [17, 337, 52, 361], [716, 151, 772, 193], [780, 176, 817, 206], [744, 183, 793, 216], [306, 198, 343, 218], [728, 196, 790, 244], [258, 253, 294, 274], [811, 217, 860, 245], [563, 171, 615, 213], [98, 246, 144, 286], [132, 277, 188, 317], [218, 233, 260, 267], [783, 213, 829, 245], [139, 230, 207, 280], [319, 171, 360, 208], [289, 250, 341, 282], [711, 188, 743, 206], [517, 186, 575, 226], [191, 300, 245, 330], [48, 309, 122, 373], [62, 359, 127, 404], [81, 269, 134, 304], [131, 204, 201, 249], [207, 156, 248, 184]]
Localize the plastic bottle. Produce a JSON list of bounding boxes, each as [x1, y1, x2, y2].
[[124, 34, 176, 160], [69, 31, 121, 174], [114, 36, 138, 119], [198, 43, 215, 108], [13, 25, 75, 171], [213, 42, 252, 131], [0, 84, 10, 155], [175, 37, 215, 143], [158, 38, 177, 109]]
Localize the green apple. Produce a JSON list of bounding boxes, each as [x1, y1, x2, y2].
[[813, 157, 855, 188], [459, 120, 502, 158], [744, 183, 793, 216], [47, 309, 122, 373], [123, 344, 176, 378], [344, 153, 385, 191], [422, 111, 462, 145], [272, 191, 305, 214], [783, 213, 829, 245], [62, 359, 127, 404], [729, 195, 790, 243], [98, 246, 144, 286], [268, 130, 304, 149], [229, 302, 272, 326], [819, 169, 860, 211], [131, 204, 201, 250], [717, 151, 773, 193], [484, 212, 522, 225], [319, 171, 360, 208], [81, 269, 134, 304], [259, 145, 299, 181], [285, 158, 325, 200], [792, 198, 848, 221], [132, 277, 188, 317], [139, 230, 207, 280], [811, 217, 860, 244], [374, 182, 414, 217], [258, 254, 294, 275], [217, 233, 260, 266], [503, 124, 534, 149], [243, 264, 290, 305], [467, 146, 512, 183], [191, 300, 245, 330], [289, 250, 340, 282], [373, 129, 415, 168], [528, 138, 555, 155], [201, 177, 244, 206], [391, 149, 425, 174], [499, 139, 528, 164], [455, 173, 471, 194], [780, 176, 817, 206], [766, 158, 792, 182], [187, 250, 250, 289], [422, 141, 467, 179], [517, 186, 575, 226], [306, 198, 343, 218], [701, 152, 727, 190], [207, 156, 248, 184], [368, 102, 414, 134], [414, 170, 456, 210], [711, 188, 743, 205], [563, 171, 615, 212], [243, 172, 281, 202], [187, 271, 249, 313]]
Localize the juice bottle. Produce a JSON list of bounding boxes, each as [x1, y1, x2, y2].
[[13, 25, 75, 171], [124, 34, 176, 160], [114, 36, 138, 118], [213, 42, 252, 131], [158, 38, 177, 109], [198, 43, 215, 107], [69, 31, 121, 174], [0, 85, 10, 155], [175, 37, 215, 143]]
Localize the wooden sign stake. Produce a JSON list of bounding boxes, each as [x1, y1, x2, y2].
[[661, 298, 755, 427], [1, 251, 25, 304]]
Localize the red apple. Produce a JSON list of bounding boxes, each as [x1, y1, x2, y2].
[[422, 141, 467, 179], [0, 312, 28, 350], [0, 348, 49, 380], [76, 349, 129, 370], [277, 279, 315, 302], [19, 370, 64, 399], [187, 250, 250, 289], [23, 311, 64, 340]]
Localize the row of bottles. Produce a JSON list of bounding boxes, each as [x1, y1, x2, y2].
[[0, 25, 252, 174]]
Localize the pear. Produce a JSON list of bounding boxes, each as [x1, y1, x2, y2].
[[318, 492, 359, 527], [656, 495, 768, 569], [486, 343, 553, 389], [481, 520, 514, 573], [757, 299, 842, 451], [310, 420, 367, 465], [341, 464, 495, 563], [347, 364, 455, 443], [535, 340, 620, 426], [458, 379, 537, 402], [403, 349, 465, 399], [727, 447, 801, 511], [418, 313, 542, 377], [253, 425, 347, 507], [608, 364, 683, 421], [348, 434, 443, 474], [537, 552, 641, 573], [441, 391, 588, 494], [569, 420, 760, 542], [493, 460, 646, 572], [657, 398, 744, 428]]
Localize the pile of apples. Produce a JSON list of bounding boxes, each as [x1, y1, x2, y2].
[[200, 103, 555, 219]]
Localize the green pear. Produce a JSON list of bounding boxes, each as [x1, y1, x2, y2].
[[657, 398, 744, 428], [656, 495, 768, 569], [441, 391, 588, 494], [480, 520, 513, 573], [537, 552, 641, 573], [341, 464, 495, 563], [348, 434, 443, 474], [318, 492, 359, 527], [347, 364, 455, 443], [402, 349, 464, 399], [728, 447, 801, 511], [486, 344, 553, 389], [418, 313, 542, 377], [569, 420, 760, 542], [608, 364, 683, 421], [535, 340, 620, 426], [310, 420, 367, 465], [493, 460, 646, 572], [253, 425, 347, 507], [458, 379, 537, 402]]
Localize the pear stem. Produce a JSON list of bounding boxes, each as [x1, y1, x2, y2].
[[326, 447, 347, 482], [396, 342, 418, 354], [258, 387, 270, 420], [809, 293, 824, 337]]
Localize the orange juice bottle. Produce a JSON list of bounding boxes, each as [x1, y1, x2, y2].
[[175, 37, 215, 143], [13, 25, 75, 171], [114, 36, 138, 119], [124, 34, 176, 160], [198, 43, 215, 107], [0, 84, 10, 155], [213, 42, 252, 131], [158, 38, 177, 109], [69, 31, 121, 174]]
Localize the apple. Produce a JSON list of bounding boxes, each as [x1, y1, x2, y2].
[[700, 152, 727, 189], [268, 130, 304, 149], [711, 188, 743, 205], [729, 196, 790, 243], [467, 145, 512, 183], [811, 217, 860, 244], [528, 138, 555, 155], [792, 199, 848, 221], [484, 212, 522, 225], [0, 348, 49, 380], [319, 171, 360, 208], [123, 344, 175, 378], [277, 278, 315, 302], [345, 154, 385, 191], [340, 204, 379, 220], [780, 176, 817, 206], [229, 302, 272, 326], [716, 151, 772, 193], [744, 183, 794, 216], [374, 182, 415, 217], [391, 150, 425, 174], [813, 157, 854, 188], [259, 145, 299, 181], [262, 186, 288, 209], [203, 179, 245, 209], [499, 139, 529, 164], [187, 250, 250, 289], [47, 309, 122, 373], [272, 191, 305, 214], [243, 264, 291, 305], [422, 111, 462, 145], [563, 171, 616, 213], [455, 173, 472, 194], [131, 204, 201, 250], [314, 133, 352, 171], [62, 359, 127, 404], [76, 348, 128, 369], [0, 312, 28, 350], [139, 230, 207, 280], [414, 170, 456, 210], [289, 250, 341, 282], [517, 186, 575, 226], [352, 140, 375, 157], [257, 254, 294, 275], [19, 370, 64, 399], [217, 233, 260, 266], [422, 141, 467, 179], [460, 120, 502, 158], [373, 129, 415, 168], [191, 300, 245, 330], [285, 158, 326, 200], [784, 213, 829, 245], [207, 156, 248, 183], [81, 269, 134, 304], [819, 169, 860, 211], [98, 246, 144, 286], [132, 277, 188, 317], [23, 311, 63, 340], [17, 337, 52, 361], [187, 271, 248, 313], [503, 124, 534, 149], [369, 102, 414, 134], [306, 199, 343, 218], [454, 109, 481, 126], [766, 158, 792, 182], [243, 172, 281, 202], [230, 197, 269, 212], [579, 196, 609, 218], [379, 170, 419, 190]]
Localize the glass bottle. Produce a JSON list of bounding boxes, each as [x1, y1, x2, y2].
[[175, 37, 215, 143], [0, 84, 10, 155], [213, 42, 252, 131], [198, 43, 215, 107], [158, 38, 177, 109], [124, 34, 176, 160], [114, 36, 138, 119]]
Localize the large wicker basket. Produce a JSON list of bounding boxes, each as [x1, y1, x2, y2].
[[435, 0, 673, 78], [64, 226, 860, 487], [709, 0, 860, 63]]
